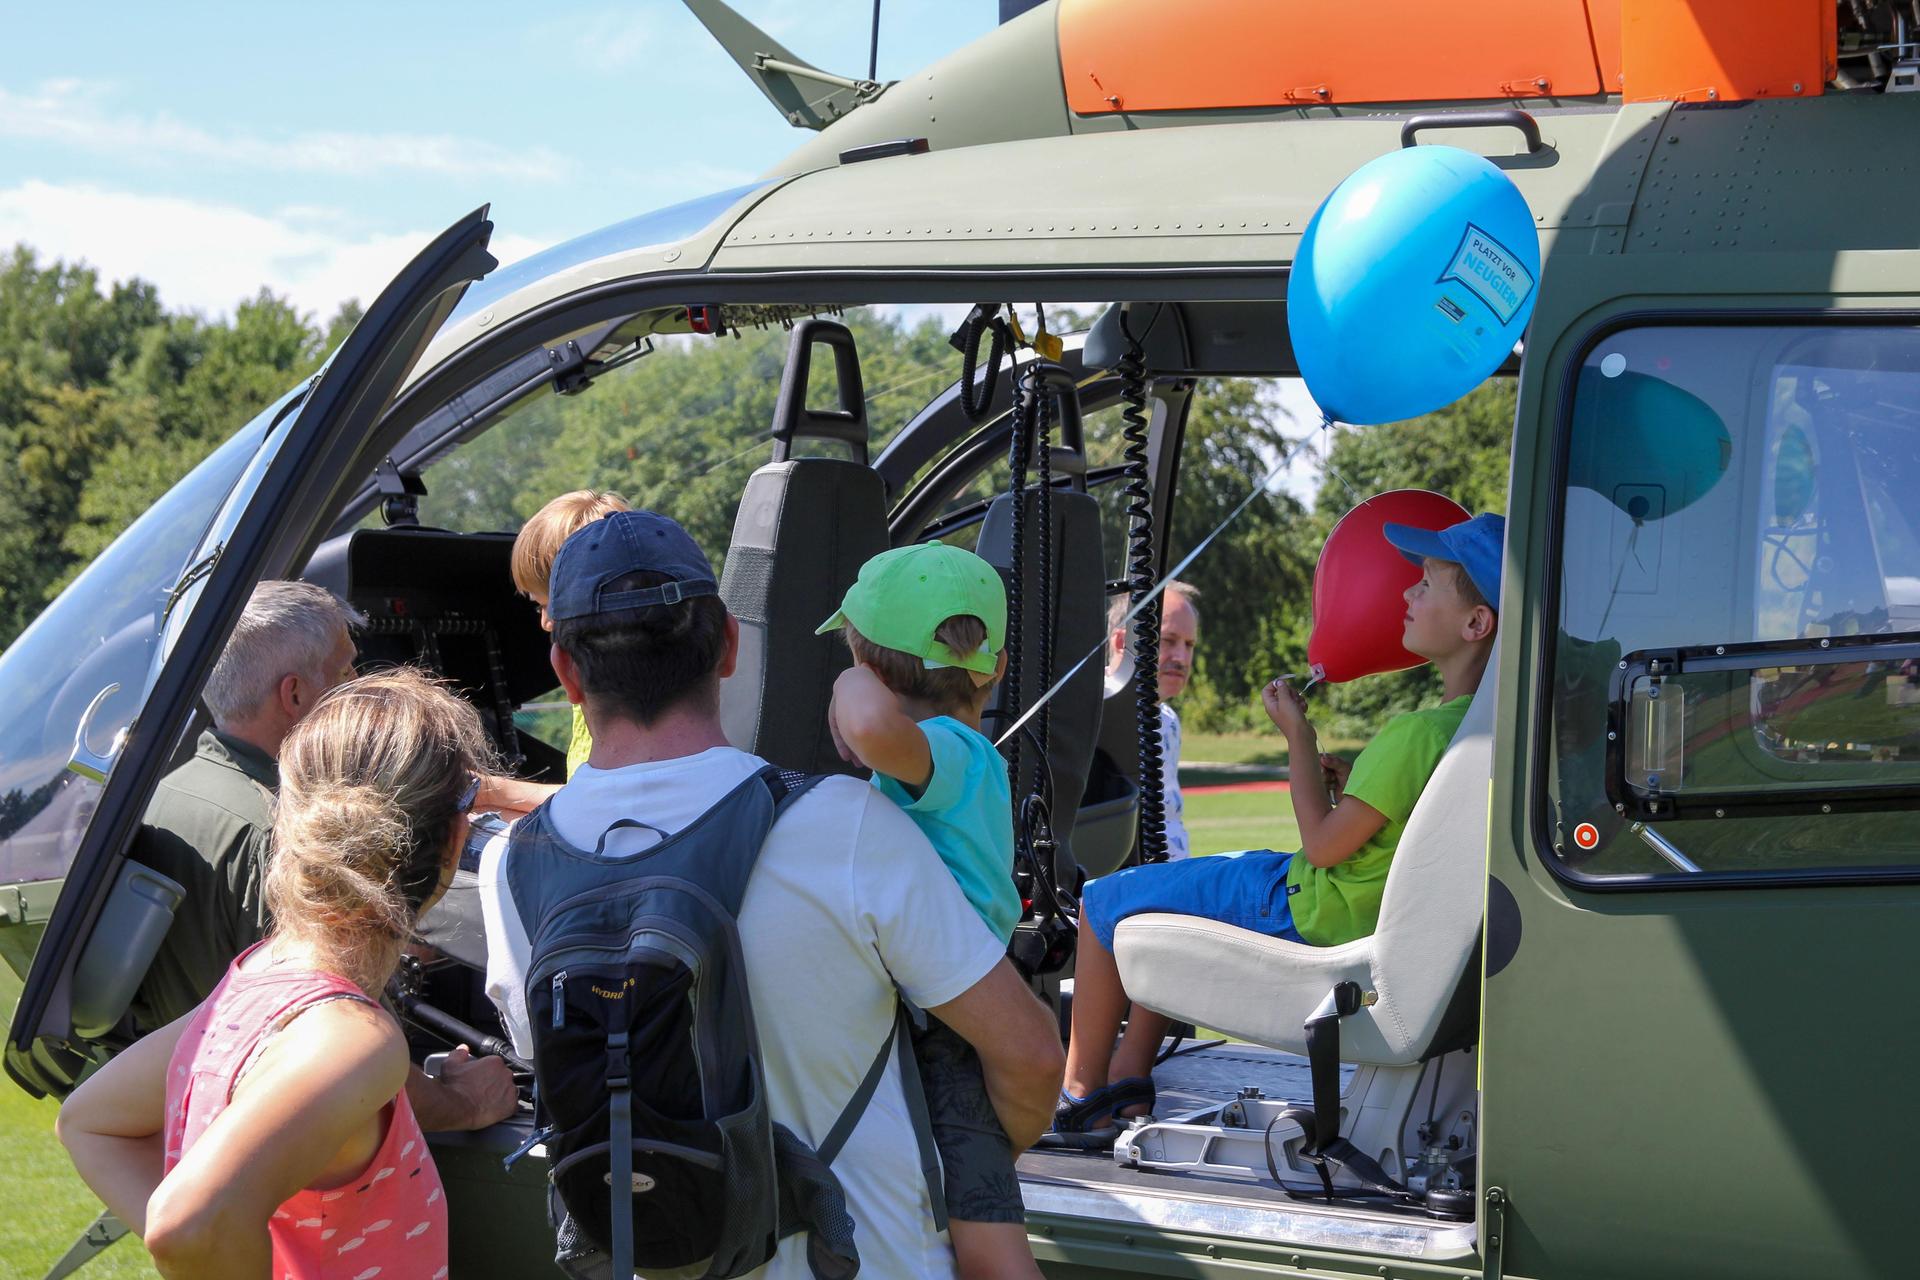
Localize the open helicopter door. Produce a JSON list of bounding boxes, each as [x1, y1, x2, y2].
[[719, 318, 890, 775], [5, 209, 496, 1098]]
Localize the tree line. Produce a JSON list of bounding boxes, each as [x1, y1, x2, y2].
[[0, 248, 1513, 737]]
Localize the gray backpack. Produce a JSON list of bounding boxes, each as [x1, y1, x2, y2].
[[501, 765, 945, 1279]]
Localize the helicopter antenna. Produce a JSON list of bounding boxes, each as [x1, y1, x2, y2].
[[869, 0, 882, 82]]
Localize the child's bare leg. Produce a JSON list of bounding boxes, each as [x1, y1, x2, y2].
[[950, 1218, 1044, 1280], [1109, 1004, 1171, 1114], [1062, 912, 1128, 1099]]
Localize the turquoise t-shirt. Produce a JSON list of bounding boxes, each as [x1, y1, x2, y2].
[[871, 716, 1022, 943], [1285, 694, 1472, 946]]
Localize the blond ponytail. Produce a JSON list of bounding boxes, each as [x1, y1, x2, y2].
[[265, 667, 498, 994]]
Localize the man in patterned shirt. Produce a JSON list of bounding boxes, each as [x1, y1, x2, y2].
[[1105, 581, 1199, 859]]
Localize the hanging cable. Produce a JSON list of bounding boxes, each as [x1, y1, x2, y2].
[[1001, 361, 1037, 793], [951, 304, 1011, 424], [1116, 311, 1168, 864], [1033, 366, 1056, 804]]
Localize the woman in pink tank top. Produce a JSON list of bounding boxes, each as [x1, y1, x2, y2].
[[59, 669, 499, 1279]]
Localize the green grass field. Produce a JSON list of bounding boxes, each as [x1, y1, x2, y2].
[[0, 785, 1299, 1278], [0, 966, 160, 1280]]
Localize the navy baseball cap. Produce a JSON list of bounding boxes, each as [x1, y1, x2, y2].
[[1381, 512, 1505, 607], [547, 510, 718, 623]]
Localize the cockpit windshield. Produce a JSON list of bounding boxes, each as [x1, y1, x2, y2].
[[0, 409, 274, 886]]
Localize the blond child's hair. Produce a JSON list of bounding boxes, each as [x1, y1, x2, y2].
[[266, 668, 499, 995], [844, 615, 994, 713], [511, 490, 631, 599]]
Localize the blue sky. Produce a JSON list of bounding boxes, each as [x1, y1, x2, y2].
[[0, 1, 996, 319], [0, 0, 1332, 493]]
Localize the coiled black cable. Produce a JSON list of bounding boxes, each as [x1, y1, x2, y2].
[[955, 304, 1010, 424], [1117, 316, 1168, 863], [1033, 369, 1055, 801], [1001, 361, 1036, 791]]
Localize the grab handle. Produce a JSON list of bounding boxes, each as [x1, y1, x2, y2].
[[1400, 109, 1544, 154], [771, 318, 869, 465]]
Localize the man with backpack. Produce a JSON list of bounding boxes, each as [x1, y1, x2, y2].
[[478, 510, 1063, 1279]]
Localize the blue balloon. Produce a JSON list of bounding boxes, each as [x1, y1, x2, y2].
[[1288, 145, 1541, 426]]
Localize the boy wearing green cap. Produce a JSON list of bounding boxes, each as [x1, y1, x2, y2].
[[820, 542, 1040, 1280]]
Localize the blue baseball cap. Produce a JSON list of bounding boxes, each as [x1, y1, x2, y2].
[[1381, 512, 1505, 607], [547, 510, 718, 623]]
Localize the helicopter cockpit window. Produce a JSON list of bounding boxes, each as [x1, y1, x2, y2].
[[1546, 324, 1920, 882], [0, 412, 273, 888]]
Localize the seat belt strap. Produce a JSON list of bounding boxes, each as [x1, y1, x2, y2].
[[607, 1031, 633, 1280], [1303, 998, 1344, 1156]]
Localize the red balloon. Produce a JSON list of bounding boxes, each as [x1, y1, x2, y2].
[[1308, 489, 1471, 684]]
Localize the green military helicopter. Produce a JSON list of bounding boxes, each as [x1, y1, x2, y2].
[[5, 0, 1919, 1276]]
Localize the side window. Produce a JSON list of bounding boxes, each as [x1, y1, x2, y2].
[[1547, 324, 1920, 880]]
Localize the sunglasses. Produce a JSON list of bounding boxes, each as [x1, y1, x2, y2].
[[457, 772, 483, 813]]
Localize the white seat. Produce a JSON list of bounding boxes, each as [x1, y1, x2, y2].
[[1113, 638, 1497, 1066]]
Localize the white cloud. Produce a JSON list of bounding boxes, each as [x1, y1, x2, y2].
[[0, 79, 572, 183], [575, 10, 655, 71], [0, 179, 548, 320]]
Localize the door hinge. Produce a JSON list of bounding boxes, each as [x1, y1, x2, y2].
[[1484, 1185, 1507, 1280]]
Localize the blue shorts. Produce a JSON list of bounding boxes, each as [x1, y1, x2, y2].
[[1082, 850, 1304, 951]]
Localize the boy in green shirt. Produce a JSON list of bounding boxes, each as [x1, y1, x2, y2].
[[1047, 512, 1503, 1147]]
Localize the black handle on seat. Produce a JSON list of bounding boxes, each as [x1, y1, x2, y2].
[[1021, 361, 1089, 489], [1400, 109, 1544, 153], [771, 318, 870, 465]]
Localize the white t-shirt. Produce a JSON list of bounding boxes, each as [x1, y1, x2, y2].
[[477, 746, 1004, 1280], [1161, 702, 1190, 861]]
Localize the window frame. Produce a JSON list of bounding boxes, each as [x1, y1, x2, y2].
[[1535, 307, 1920, 893]]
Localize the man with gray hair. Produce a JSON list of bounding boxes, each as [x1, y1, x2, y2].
[[1106, 582, 1200, 860], [126, 580, 363, 1037], [122, 581, 519, 1132]]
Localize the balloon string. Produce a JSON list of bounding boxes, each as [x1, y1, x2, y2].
[[1317, 412, 1362, 505], [993, 443, 1304, 750]]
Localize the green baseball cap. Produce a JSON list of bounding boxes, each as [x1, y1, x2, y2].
[[816, 543, 1007, 676]]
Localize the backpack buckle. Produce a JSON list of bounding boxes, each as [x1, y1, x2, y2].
[[607, 1032, 631, 1092]]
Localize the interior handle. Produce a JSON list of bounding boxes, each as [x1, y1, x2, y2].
[[1400, 109, 1544, 153], [771, 318, 870, 465], [68, 682, 127, 785]]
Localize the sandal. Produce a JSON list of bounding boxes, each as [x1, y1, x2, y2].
[[1105, 1075, 1157, 1121]]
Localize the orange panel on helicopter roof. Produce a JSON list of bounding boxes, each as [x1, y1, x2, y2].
[[1620, 0, 1836, 103], [1058, 0, 1607, 113], [1587, 0, 1625, 93]]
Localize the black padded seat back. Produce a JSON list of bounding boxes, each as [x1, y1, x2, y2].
[[719, 458, 889, 775], [976, 488, 1106, 870]]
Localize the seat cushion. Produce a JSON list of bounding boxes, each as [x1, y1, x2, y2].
[[1116, 915, 1390, 1058]]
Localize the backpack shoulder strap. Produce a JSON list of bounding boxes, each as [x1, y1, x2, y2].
[[814, 1001, 948, 1233], [763, 767, 824, 811]]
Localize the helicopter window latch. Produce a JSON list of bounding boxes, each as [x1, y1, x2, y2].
[[1604, 633, 1920, 823]]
